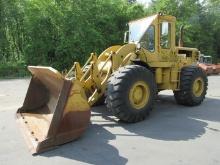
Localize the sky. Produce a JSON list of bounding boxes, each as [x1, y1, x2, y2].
[[137, 0, 152, 7]]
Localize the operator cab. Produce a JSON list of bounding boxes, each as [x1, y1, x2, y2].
[[124, 13, 198, 62], [199, 54, 212, 64], [124, 13, 176, 59]]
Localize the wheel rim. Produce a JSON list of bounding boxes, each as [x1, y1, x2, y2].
[[129, 81, 150, 110], [192, 77, 204, 97]]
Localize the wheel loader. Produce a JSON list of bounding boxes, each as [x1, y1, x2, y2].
[[16, 13, 208, 154]]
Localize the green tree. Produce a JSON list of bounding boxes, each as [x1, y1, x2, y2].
[[0, 0, 219, 76]]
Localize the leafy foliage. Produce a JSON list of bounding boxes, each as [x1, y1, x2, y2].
[[0, 0, 219, 76]]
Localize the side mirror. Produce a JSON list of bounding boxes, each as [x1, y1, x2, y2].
[[124, 31, 129, 43]]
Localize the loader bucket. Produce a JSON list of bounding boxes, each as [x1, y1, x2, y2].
[[16, 66, 91, 154]]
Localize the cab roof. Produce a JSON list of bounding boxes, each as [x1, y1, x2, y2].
[[128, 13, 176, 24]]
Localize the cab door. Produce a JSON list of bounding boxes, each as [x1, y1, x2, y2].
[[159, 21, 175, 61]]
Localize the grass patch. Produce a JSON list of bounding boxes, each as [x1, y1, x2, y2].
[[0, 62, 30, 78]]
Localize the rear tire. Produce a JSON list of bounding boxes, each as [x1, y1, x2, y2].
[[174, 66, 208, 106], [105, 65, 156, 123]]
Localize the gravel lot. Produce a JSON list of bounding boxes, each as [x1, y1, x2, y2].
[[0, 76, 220, 165]]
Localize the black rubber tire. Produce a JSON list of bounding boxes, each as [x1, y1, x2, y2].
[[174, 66, 208, 106], [105, 65, 156, 123]]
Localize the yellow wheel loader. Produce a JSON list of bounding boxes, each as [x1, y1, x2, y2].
[[16, 13, 208, 154]]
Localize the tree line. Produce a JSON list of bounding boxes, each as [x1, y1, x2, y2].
[[0, 0, 219, 73]]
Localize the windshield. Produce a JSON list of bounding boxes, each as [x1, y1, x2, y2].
[[128, 15, 157, 43], [204, 57, 212, 64]]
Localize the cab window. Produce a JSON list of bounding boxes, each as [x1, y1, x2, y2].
[[160, 22, 171, 49], [140, 25, 155, 52]]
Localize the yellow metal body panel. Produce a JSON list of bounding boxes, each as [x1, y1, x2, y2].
[[64, 79, 90, 114]]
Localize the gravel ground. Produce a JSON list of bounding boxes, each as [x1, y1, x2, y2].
[[0, 76, 220, 165]]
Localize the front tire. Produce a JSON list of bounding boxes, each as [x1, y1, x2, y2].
[[174, 66, 208, 106], [105, 65, 156, 123]]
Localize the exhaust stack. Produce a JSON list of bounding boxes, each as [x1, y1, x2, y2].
[[179, 25, 184, 47]]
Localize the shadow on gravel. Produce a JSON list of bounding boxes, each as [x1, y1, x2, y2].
[[40, 123, 128, 165], [94, 95, 220, 141], [40, 94, 220, 165]]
